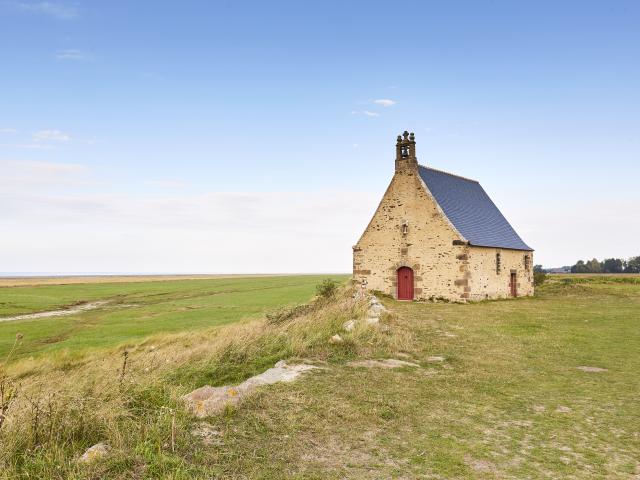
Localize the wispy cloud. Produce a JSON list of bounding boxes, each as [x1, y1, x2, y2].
[[33, 129, 72, 143], [372, 99, 396, 107], [16, 2, 78, 19], [0, 128, 19, 134], [55, 49, 91, 61], [363, 110, 380, 117]]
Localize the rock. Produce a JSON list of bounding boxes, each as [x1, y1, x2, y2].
[[329, 334, 344, 344], [369, 295, 379, 305], [368, 303, 386, 314], [78, 443, 110, 463], [366, 317, 379, 325], [348, 358, 420, 369], [576, 366, 608, 373], [183, 361, 318, 418], [343, 320, 356, 332], [427, 356, 445, 362], [556, 406, 572, 413]]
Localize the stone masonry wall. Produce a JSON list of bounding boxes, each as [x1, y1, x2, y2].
[[466, 247, 534, 299], [353, 168, 467, 300]]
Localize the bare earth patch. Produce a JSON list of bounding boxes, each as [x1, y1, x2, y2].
[[576, 366, 608, 372], [0, 300, 109, 322], [347, 359, 420, 369]]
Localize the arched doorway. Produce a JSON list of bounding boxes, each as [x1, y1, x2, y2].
[[397, 266, 414, 300]]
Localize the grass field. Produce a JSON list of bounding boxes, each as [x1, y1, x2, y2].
[[0, 275, 348, 360], [1, 274, 639, 478]]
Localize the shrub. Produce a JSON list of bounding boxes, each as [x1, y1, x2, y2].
[[316, 279, 339, 298], [534, 271, 547, 286]]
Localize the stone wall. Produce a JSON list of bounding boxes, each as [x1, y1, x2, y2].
[[353, 168, 465, 300], [466, 247, 534, 299], [353, 167, 534, 301]]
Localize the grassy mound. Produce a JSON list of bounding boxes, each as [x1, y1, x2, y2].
[[0, 287, 399, 479]]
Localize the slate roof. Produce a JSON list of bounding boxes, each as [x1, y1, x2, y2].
[[418, 165, 533, 251]]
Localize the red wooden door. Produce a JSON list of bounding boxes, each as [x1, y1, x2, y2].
[[397, 267, 414, 300], [510, 272, 517, 297]]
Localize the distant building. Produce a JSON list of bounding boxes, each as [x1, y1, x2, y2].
[[353, 131, 534, 301]]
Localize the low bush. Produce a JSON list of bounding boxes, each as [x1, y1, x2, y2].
[[316, 279, 339, 298], [534, 271, 547, 286]]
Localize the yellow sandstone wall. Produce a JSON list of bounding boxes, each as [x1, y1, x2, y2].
[[466, 247, 534, 300], [353, 168, 464, 300], [353, 168, 534, 301]]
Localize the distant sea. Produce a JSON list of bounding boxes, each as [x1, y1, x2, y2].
[[0, 272, 198, 277]]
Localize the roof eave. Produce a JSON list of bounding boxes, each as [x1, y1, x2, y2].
[[468, 242, 534, 252]]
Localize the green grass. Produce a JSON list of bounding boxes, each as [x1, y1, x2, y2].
[[0, 275, 348, 359], [1, 275, 639, 478]]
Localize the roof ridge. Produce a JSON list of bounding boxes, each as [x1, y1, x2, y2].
[[418, 164, 479, 183]]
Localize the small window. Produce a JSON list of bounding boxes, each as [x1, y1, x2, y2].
[[496, 252, 501, 274], [524, 255, 530, 271]]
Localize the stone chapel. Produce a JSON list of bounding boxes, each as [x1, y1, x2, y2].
[[352, 131, 534, 301]]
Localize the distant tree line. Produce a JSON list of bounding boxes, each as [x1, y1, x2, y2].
[[535, 256, 640, 274]]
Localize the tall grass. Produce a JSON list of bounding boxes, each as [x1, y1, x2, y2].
[[0, 287, 396, 479]]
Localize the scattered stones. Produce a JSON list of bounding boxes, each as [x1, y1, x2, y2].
[[427, 356, 445, 362], [329, 334, 344, 344], [343, 320, 356, 332], [365, 317, 379, 325], [533, 405, 546, 413], [576, 366, 608, 373], [556, 406, 572, 414], [347, 358, 420, 369], [78, 443, 110, 463], [191, 422, 223, 446], [183, 361, 318, 418]]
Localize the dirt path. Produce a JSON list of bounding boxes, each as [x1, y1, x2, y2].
[[0, 301, 110, 322]]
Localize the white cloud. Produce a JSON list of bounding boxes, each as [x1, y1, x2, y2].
[[363, 111, 380, 117], [372, 99, 396, 107], [0, 160, 89, 191], [144, 179, 187, 188], [33, 129, 72, 143], [0, 183, 379, 273], [0, 128, 18, 134], [55, 49, 90, 61], [17, 2, 78, 19]]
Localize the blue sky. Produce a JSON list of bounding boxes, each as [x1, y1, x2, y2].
[[1, 1, 639, 272]]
